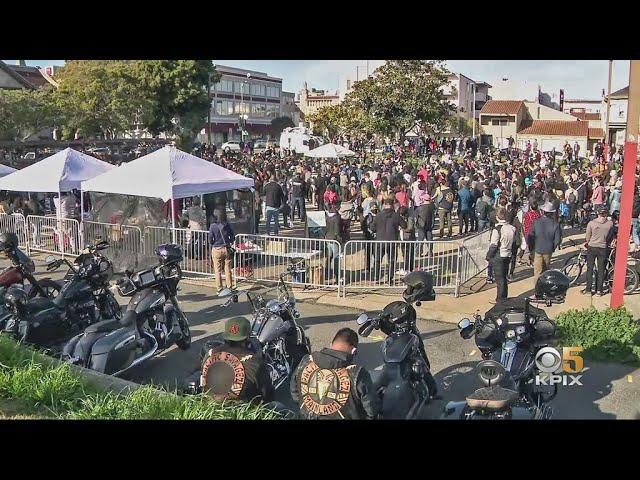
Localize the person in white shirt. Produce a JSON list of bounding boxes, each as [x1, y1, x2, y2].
[[488, 207, 516, 301]]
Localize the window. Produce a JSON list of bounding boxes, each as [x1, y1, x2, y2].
[[234, 102, 250, 114], [251, 103, 266, 116], [216, 79, 233, 93], [216, 100, 234, 115], [266, 85, 281, 98], [251, 83, 265, 96], [234, 81, 250, 95], [266, 104, 280, 118], [491, 119, 508, 126]]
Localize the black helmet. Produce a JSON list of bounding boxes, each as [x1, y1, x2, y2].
[[4, 285, 28, 307], [402, 271, 436, 304], [382, 300, 416, 328], [155, 244, 183, 265], [535, 270, 570, 302], [0, 232, 18, 252]]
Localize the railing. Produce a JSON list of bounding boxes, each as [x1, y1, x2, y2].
[[458, 229, 492, 285], [83, 221, 143, 271], [0, 213, 28, 251], [234, 234, 341, 295], [26, 215, 80, 257], [341, 239, 461, 297]]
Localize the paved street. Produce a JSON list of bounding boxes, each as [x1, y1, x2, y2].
[[9, 253, 639, 419]]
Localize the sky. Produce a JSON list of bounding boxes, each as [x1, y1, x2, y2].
[[3, 59, 631, 100]]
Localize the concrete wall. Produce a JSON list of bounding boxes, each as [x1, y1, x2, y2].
[[0, 69, 25, 89], [517, 134, 587, 154], [480, 108, 524, 147]]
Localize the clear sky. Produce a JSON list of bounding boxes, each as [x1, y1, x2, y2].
[[4, 59, 631, 100]]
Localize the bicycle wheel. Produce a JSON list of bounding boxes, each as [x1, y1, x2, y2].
[[562, 255, 583, 286], [606, 266, 639, 294]]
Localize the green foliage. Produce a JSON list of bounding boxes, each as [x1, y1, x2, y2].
[[0, 336, 276, 420], [347, 60, 455, 140], [307, 102, 373, 139], [270, 116, 295, 136], [555, 307, 640, 364], [0, 89, 58, 141]]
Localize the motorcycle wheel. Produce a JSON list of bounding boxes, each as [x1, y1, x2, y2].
[[175, 311, 191, 350], [562, 255, 582, 286], [27, 279, 62, 300]]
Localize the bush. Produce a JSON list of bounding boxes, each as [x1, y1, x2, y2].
[[555, 307, 640, 364], [0, 336, 278, 420]]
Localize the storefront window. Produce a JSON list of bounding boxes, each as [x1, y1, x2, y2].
[[251, 103, 266, 116]]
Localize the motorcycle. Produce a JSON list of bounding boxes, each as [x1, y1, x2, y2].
[[0, 246, 61, 328], [199, 258, 311, 392], [442, 297, 558, 420], [355, 275, 437, 419], [62, 244, 191, 377], [3, 241, 119, 351]]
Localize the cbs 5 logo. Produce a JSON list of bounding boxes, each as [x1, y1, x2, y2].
[[535, 347, 584, 374]]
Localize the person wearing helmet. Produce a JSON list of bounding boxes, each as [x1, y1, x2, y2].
[[583, 203, 613, 296], [199, 316, 274, 402]]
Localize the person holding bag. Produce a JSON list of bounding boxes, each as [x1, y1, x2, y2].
[[208, 210, 235, 294], [486, 207, 515, 302]]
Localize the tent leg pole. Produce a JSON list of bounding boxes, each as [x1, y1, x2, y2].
[[80, 190, 85, 249], [171, 198, 176, 244], [58, 190, 64, 259]]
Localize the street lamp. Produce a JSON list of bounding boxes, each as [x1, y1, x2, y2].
[[240, 73, 251, 144]]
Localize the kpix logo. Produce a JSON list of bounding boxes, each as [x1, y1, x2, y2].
[[535, 347, 584, 386]]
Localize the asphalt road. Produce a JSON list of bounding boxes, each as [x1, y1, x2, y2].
[[5, 254, 640, 419]]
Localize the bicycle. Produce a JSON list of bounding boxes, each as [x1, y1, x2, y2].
[[562, 246, 638, 294]]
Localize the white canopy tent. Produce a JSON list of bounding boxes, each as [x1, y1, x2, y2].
[[0, 164, 17, 178], [304, 143, 356, 159], [0, 148, 115, 250], [82, 145, 254, 231]]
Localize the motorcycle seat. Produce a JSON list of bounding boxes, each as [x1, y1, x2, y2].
[[85, 311, 136, 334], [25, 297, 61, 314], [466, 386, 518, 410]]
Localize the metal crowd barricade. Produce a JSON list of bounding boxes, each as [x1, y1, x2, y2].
[[458, 229, 492, 285], [0, 213, 29, 251], [341, 239, 462, 297], [234, 234, 341, 296], [143, 226, 173, 258], [171, 227, 213, 277], [26, 215, 81, 257], [83, 221, 143, 257]]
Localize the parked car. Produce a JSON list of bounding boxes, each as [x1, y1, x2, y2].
[[221, 141, 241, 153], [86, 147, 112, 156]]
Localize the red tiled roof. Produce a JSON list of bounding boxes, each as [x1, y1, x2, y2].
[[589, 128, 605, 139], [517, 120, 588, 137], [570, 112, 601, 121], [479, 100, 524, 115]]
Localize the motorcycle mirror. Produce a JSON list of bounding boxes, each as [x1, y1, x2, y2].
[[44, 255, 56, 264], [356, 313, 369, 325], [358, 321, 374, 337], [458, 318, 471, 330]]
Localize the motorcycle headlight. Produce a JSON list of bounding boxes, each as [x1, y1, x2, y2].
[[506, 329, 516, 339], [266, 299, 280, 314], [496, 318, 503, 327]]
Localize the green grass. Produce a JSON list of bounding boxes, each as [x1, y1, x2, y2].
[[0, 335, 278, 420], [555, 307, 640, 365]]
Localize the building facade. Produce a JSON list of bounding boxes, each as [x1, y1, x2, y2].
[[295, 83, 340, 117], [281, 91, 304, 126], [489, 78, 557, 109], [443, 73, 491, 121], [602, 86, 628, 147], [203, 64, 283, 145]]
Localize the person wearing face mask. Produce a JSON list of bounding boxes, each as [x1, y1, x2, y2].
[[291, 328, 381, 420]]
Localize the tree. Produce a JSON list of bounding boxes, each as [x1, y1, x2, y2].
[[270, 116, 295, 137], [52, 60, 150, 140], [307, 102, 373, 140], [449, 116, 475, 137], [132, 60, 219, 150], [0, 89, 58, 141], [347, 60, 455, 141]]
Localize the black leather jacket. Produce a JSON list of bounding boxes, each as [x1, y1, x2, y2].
[[291, 348, 381, 420]]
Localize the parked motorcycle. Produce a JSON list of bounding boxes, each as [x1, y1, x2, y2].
[[62, 244, 191, 376], [442, 271, 570, 420], [3, 241, 119, 351], [0, 233, 61, 328], [199, 258, 311, 392], [355, 271, 437, 419]]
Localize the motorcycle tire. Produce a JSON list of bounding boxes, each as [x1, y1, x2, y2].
[[175, 311, 192, 350], [562, 255, 583, 286], [27, 279, 62, 300]]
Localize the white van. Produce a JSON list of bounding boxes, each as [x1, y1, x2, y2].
[[279, 127, 324, 155]]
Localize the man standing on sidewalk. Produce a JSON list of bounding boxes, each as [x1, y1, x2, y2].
[[263, 172, 285, 236], [527, 202, 561, 281], [290, 169, 306, 222], [371, 198, 406, 284], [582, 204, 613, 296]]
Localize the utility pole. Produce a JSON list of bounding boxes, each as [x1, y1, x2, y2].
[[604, 60, 613, 160], [611, 60, 640, 308]]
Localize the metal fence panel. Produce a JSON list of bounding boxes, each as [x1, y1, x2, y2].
[[342, 239, 461, 297], [0, 213, 28, 251], [458, 229, 492, 284], [83, 221, 143, 272], [26, 215, 80, 257], [234, 234, 341, 295]]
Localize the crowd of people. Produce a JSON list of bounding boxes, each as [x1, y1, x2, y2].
[[197, 134, 639, 299]]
